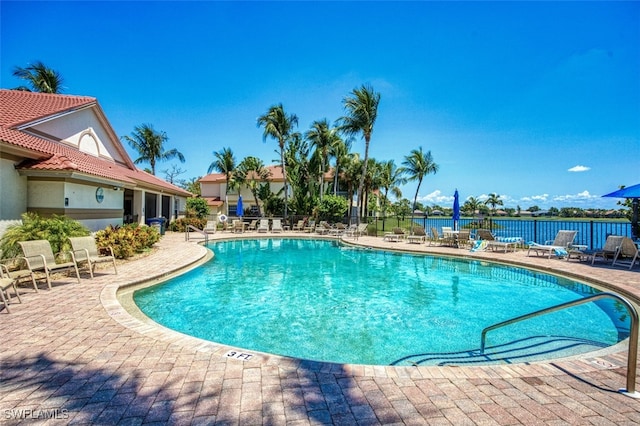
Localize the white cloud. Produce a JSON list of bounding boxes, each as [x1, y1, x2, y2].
[[568, 165, 590, 172], [552, 190, 599, 203], [417, 190, 453, 205]]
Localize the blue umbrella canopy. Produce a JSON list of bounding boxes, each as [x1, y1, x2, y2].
[[236, 195, 244, 217], [602, 183, 640, 199], [452, 189, 460, 230]]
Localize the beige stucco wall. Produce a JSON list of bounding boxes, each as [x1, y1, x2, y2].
[[0, 156, 28, 219]]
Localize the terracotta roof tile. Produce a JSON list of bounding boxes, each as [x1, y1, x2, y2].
[[0, 89, 96, 128]]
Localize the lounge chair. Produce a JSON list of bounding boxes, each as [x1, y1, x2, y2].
[[1, 264, 22, 313], [476, 229, 519, 253], [271, 219, 283, 233], [232, 220, 245, 233], [527, 230, 577, 259], [407, 226, 427, 244], [257, 219, 269, 233], [203, 220, 217, 234], [304, 220, 316, 233], [247, 220, 258, 231], [579, 235, 625, 265], [18, 240, 81, 289], [329, 222, 347, 236], [612, 238, 640, 270], [392, 227, 406, 240], [316, 221, 332, 235], [69, 236, 118, 278], [292, 220, 305, 231]]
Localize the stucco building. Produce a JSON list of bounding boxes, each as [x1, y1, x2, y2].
[[0, 90, 191, 232]]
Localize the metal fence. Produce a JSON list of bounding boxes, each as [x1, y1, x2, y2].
[[371, 216, 633, 250]]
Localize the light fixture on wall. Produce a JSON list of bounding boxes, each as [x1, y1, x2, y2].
[[113, 186, 121, 191]]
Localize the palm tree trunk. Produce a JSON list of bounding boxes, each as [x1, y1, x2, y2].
[[356, 138, 370, 225], [280, 145, 288, 220], [411, 181, 421, 235]]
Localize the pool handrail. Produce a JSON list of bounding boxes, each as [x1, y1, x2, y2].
[[480, 292, 639, 398], [185, 225, 208, 244]]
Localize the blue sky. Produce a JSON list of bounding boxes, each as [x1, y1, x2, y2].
[[2, 1, 638, 210]]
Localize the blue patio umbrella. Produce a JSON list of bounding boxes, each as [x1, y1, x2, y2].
[[452, 189, 460, 231], [236, 195, 244, 217], [603, 183, 640, 239]]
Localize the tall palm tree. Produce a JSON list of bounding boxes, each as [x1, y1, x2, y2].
[[12, 61, 64, 93], [336, 84, 380, 224], [379, 159, 406, 220], [257, 104, 299, 220], [305, 119, 341, 199], [402, 147, 439, 232], [329, 138, 351, 196], [236, 156, 270, 216], [121, 124, 185, 175], [463, 196, 483, 222], [208, 147, 237, 196]]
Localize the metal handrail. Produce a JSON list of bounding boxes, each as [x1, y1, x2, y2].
[[480, 292, 639, 397], [185, 225, 208, 244]]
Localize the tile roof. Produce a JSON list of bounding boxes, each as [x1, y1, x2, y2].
[[0, 89, 191, 196]]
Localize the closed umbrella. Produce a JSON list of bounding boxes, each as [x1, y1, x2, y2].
[[236, 195, 244, 217], [603, 183, 640, 239], [452, 189, 460, 231]]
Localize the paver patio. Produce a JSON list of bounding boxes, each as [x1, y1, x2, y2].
[[1, 230, 639, 425]]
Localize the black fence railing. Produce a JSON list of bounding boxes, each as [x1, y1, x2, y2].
[[371, 216, 633, 250]]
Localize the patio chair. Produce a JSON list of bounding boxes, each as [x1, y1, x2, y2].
[[257, 219, 269, 233], [392, 227, 406, 240], [586, 235, 625, 265], [18, 240, 81, 289], [304, 220, 316, 233], [407, 226, 427, 244], [203, 220, 217, 234], [69, 236, 117, 278], [247, 219, 258, 231], [316, 221, 332, 235], [271, 219, 283, 233], [476, 229, 518, 253], [456, 229, 471, 249], [612, 238, 640, 270], [429, 227, 445, 246], [292, 220, 305, 231], [0, 258, 38, 293], [1, 264, 22, 313], [232, 219, 245, 233], [527, 230, 577, 259]]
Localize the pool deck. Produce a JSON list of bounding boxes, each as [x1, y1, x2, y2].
[[1, 230, 640, 425]]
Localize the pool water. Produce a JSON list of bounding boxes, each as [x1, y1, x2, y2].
[[133, 238, 629, 366]]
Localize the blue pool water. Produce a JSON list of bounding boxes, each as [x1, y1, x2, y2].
[[133, 239, 630, 366]]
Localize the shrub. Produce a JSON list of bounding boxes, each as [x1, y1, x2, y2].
[[94, 224, 160, 259], [0, 213, 89, 259], [168, 217, 207, 232], [186, 197, 210, 219], [315, 194, 348, 223]]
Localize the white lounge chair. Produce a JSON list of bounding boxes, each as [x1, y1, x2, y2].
[[407, 226, 427, 244], [271, 219, 283, 233], [203, 220, 217, 234], [476, 229, 519, 253], [257, 219, 269, 233], [585, 235, 625, 265], [527, 230, 577, 259]]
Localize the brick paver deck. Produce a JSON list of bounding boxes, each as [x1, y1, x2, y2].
[[1, 230, 639, 425]]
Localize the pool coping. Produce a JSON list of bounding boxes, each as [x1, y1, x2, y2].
[[101, 232, 640, 383]]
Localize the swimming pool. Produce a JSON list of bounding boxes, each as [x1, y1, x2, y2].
[[133, 238, 630, 366]]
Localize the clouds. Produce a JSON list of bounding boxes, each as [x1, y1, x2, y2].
[[568, 165, 591, 172]]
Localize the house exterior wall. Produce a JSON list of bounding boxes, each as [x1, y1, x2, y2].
[[0, 155, 28, 220], [27, 179, 124, 231]]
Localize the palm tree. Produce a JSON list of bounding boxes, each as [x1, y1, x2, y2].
[[329, 138, 351, 196], [463, 196, 483, 223], [12, 61, 64, 93], [484, 193, 503, 229], [305, 119, 341, 199], [236, 156, 270, 216], [257, 104, 299, 220], [336, 84, 380, 224], [122, 124, 185, 175], [379, 160, 406, 220], [402, 147, 439, 232], [208, 147, 237, 196]]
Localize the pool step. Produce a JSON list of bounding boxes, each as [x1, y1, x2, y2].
[[391, 335, 609, 366]]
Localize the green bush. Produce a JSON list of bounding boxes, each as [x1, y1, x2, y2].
[[0, 213, 89, 259], [315, 194, 349, 223], [168, 217, 207, 232], [186, 197, 210, 219], [94, 224, 160, 259]]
